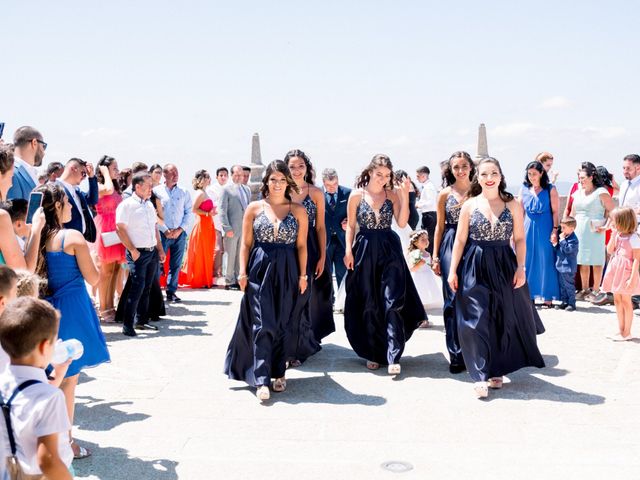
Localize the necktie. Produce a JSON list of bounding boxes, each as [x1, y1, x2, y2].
[[240, 185, 249, 208], [328, 193, 336, 209]]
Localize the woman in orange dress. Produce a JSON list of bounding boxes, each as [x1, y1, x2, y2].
[[180, 170, 217, 288]]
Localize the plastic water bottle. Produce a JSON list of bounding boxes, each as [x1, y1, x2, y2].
[[52, 339, 84, 364]]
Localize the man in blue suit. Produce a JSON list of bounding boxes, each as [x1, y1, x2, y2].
[[56, 158, 98, 242], [322, 168, 351, 290], [6, 126, 47, 200]]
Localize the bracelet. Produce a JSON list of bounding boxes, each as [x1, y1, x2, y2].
[[238, 274, 248, 280], [517, 265, 526, 272], [432, 257, 440, 263], [299, 275, 308, 281]]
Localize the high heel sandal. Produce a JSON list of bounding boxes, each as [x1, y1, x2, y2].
[[474, 382, 489, 399], [488, 377, 503, 389], [272, 377, 286, 392], [366, 361, 380, 370], [388, 364, 401, 375], [256, 386, 270, 402]]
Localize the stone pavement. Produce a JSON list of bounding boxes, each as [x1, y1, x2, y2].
[[73, 290, 640, 480]]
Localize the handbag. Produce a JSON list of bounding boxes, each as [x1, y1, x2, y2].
[[101, 231, 122, 247]]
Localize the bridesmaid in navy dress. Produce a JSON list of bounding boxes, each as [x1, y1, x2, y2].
[[448, 158, 545, 399], [224, 160, 310, 402], [285, 150, 334, 362], [432, 151, 474, 374], [343, 154, 426, 375]]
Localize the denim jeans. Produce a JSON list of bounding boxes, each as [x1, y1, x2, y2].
[[161, 231, 187, 295]]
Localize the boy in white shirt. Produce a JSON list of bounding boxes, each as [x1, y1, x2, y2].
[[0, 265, 19, 373], [0, 297, 73, 479]]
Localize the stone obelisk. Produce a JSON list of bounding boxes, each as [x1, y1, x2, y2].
[[476, 123, 489, 162], [249, 133, 265, 200]]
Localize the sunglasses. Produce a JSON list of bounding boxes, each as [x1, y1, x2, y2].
[[35, 139, 48, 150]]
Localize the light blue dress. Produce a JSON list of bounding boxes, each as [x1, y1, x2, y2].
[[572, 187, 608, 266], [521, 186, 560, 301], [46, 231, 110, 377]]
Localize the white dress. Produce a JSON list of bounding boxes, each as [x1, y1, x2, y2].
[[407, 250, 443, 308]]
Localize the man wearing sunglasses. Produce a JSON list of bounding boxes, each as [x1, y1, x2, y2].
[[56, 158, 98, 242], [7, 126, 47, 200]]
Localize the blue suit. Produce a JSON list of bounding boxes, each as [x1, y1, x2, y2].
[[324, 185, 351, 287], [6, 164, 36, 200], [555, 232, 579, 307], [57, 178, 98, 241]]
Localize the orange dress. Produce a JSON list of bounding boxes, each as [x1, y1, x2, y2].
[[179, 198, 216, 288]]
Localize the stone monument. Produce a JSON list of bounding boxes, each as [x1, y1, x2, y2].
[[475, 123, 489, 161], [249, 133, 265, 200]]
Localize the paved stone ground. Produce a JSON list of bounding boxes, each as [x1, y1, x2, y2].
[[72, 289, 640, 480]]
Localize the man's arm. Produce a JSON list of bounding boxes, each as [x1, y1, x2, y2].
[[179, 189, 194, 234], [84, 176, 99, 206], [219, 188, 232, 233]]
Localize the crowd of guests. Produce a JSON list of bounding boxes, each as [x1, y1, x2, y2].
[[0, 123, 638, 475]]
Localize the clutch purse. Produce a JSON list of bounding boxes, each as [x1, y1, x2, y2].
[[101, 231, 122, 247]]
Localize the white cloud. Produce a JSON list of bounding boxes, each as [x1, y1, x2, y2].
[[539, 96, 571, 109], [491, 123, 538, 137], [580, 126, 628, 140], [81, 127, 123, 138]]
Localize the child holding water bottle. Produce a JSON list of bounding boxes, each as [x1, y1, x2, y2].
[[601, 207, 640, 341]]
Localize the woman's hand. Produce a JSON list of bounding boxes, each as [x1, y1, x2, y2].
[[98, 165, 110, 179], [433, 261, 441, 276], [31, 207, 45, 232], [343, 252, 354, 270], [238, 275, 248, 291], [314, 257, 325, 278], [448, 273, 458, 292], [299, 276, 308, 294], [550, 229, 558, 246], [513, 268, 526, 289]]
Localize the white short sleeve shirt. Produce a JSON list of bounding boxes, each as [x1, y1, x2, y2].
[[115, 193, 158, 249]]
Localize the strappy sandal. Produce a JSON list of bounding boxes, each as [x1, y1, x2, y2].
[[488, 377, 503, 389], [474, 382, 489, 399], [256, 386, 270, 402], [366, 361, 380, 370], [272, 377, 286, 392], [388, 364, 401, 375], [70, 439, 92, 460]]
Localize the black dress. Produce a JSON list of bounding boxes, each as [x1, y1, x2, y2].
[[408, 191, 419, 230], [455, 204, 545, 382], [344, 194, 426, 365], [225, 205, 313, 387], [438, 195, 464, 368]]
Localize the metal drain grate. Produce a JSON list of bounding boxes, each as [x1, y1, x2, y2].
[[381, 461, 414, 473]]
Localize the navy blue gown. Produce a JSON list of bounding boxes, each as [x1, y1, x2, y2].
[[455, 204, 545, 382], [224, 205, 317, 387], [438, 195, 465, 368], [294, 195, 334, 355], [344, 195, 426, 365]]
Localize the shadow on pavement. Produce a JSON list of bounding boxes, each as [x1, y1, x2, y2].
[[102, 318, 211, 343], [72, 440, 178, 480], [175, 299, 232, 307]]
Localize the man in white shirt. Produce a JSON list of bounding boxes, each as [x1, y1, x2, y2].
[[415, 166, 438, 254], [116, 173, 166, 337], [7, 126, 46, 200], [206, 167, 229, 279], [619, 154, 640, 216]]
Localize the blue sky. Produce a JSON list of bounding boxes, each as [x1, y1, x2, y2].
[[3, 1, 638, 193]]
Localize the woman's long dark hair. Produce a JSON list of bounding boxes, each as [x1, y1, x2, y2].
[[260, 160, 299, 201], [597, 165, 613, 189], [356, 154, 394, 189], [394, 170, 419, 195], [442, 151, 475, 188], [581, 161, 604, 189], [34, 183, 67, 295], [468, 157, 514, 202], [284, 149, 315, 184], [523, 161, 550, 189], [96, 155, 121, 194]]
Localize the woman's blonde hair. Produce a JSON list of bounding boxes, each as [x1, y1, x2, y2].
[[612, 207, 638, 235], [14, 270, 44, 298], [408, 230, 428, 253]]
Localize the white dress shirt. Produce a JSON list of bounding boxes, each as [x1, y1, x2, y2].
[[115, 193, 158, 248], [12, 156, 39, 185], [415, 180, 437, 213], [0, 365, 73, 475], [206, 181, 225, 231], [619, 175, 640, 226], [58, 178, 86, 233]]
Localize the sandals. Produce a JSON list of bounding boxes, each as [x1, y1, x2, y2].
[[418, 320, 431, 329], [366, 361, 380, 370], [388, 364, 401, 375], [256, 386, 270, 402], [70, 439, 92, 460], [272, 377, 286, 392], [474, 382, 489, 399], [488, 377, 503, 389]]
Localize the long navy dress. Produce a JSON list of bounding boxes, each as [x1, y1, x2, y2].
[[225, 205, 315, 387], [293, 195, 334, 357], [439, 194, 465, 369], [344, 194, 426, 365], [455, 204, 545, 382]]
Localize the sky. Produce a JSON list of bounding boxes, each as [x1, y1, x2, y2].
[[3, 1, 639, 194]]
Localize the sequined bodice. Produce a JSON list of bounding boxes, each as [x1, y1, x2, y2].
[[445, 195, 461, 225], [469, 207, 513, 242], [253, 210, 298, 244], [357, 198, 393, 230], [302, 195, 317, 227]]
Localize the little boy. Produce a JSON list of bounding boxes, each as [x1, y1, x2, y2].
[[553, 216, 579, 311], [0, 199, 30, 253], [0, 265, 19, 373], [0, 297, 73, 479]]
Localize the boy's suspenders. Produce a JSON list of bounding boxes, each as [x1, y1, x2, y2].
[[1, 380, 42, 459]]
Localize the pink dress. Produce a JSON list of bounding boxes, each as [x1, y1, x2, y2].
[[94, 192, 126, 264], [601, 233, 640, 295]]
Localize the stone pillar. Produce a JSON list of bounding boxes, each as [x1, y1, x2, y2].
[[475, 123, 489, 162], [249, 133, 265, 200]]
